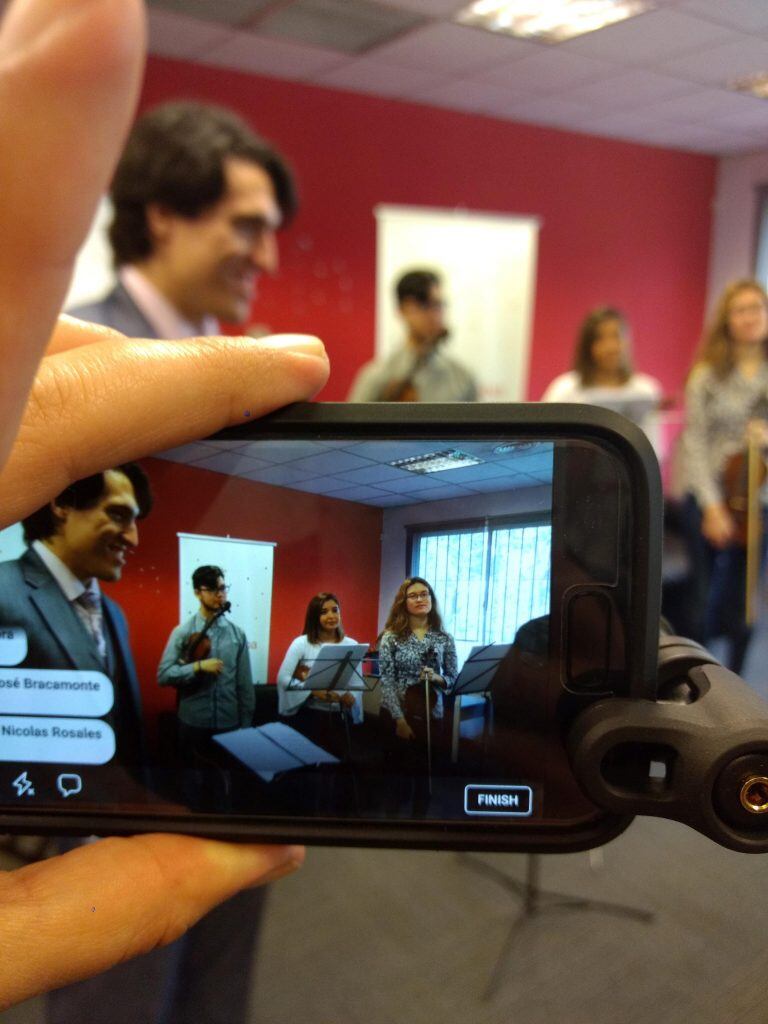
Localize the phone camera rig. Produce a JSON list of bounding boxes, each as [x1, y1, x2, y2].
[[569, 633, 768, 853]]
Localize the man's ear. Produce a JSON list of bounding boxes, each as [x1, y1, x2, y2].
[[50, 501, 69, 528], [145, 203, 178, 247]]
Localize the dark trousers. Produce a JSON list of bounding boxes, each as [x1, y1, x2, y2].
[[676, 494, 764, 674], [47, 884, 266, 1024], [177, 721, 235, 812]]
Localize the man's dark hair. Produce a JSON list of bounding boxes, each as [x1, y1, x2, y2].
[[192, 565, 225, 592], [396, 269, 440, 307], [22, 464, 152, 544], [109, 101, 298, 266]]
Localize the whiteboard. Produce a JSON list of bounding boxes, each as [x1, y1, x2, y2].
[[375, 205, 539, 401], [178, 533, 275, 686]]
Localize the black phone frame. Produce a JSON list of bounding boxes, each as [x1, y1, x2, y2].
[[0, 403, 662, 852]]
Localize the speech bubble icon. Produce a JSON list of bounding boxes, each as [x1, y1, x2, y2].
[[57, 773, 82, 798]]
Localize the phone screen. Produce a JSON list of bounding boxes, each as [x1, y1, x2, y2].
[[0, 429, 641, 834]]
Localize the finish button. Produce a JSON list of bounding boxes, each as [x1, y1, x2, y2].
[[464, 784, 533, 817]]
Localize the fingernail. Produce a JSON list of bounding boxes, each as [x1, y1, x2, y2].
[[258, 334, 325, 356], [256, 847, 306, 886]]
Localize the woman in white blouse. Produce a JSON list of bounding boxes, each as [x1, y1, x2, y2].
[[277, 591, 363, 728], [542, 306, 662, 451]]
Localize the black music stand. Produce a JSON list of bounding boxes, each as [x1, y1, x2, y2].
[[450, 643, 511, 763], [458, 851, 654, 1000], [294, 644, 370, 758]]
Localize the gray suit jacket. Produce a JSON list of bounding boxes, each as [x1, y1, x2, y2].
[[0, 548, 144, 749], [69, 283, 157, 338]]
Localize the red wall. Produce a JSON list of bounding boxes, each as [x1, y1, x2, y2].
[[138, 56, 718, 403], [106, 457, 382, 730]]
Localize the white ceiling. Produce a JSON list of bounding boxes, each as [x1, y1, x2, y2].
[[156, 438, 553, 507], [136, 0, 768, 156]]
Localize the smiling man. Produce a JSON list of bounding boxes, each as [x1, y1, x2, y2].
[[0, 465, 151, 764], [71, 101, 296, 336]]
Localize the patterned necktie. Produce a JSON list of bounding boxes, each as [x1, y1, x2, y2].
[[76, 589, 107, 663]]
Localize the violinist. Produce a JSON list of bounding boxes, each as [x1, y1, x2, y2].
[[347, 269, 478, 402], [379, 577, 458, 744], [276, 592, 362, 747], [157, 565, 254, 765], [673, 279, 768, 673]]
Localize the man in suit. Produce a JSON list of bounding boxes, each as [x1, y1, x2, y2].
[[0, 464, 151, 770], [71, 100, 296, 339], [60, 100, 298, 1024]]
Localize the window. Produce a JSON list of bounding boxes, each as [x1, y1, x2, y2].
[[410, 517, 551, 663]]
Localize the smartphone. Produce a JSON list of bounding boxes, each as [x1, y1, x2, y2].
[[0, 403, 661, 851]]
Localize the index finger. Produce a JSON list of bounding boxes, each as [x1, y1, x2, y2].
[[0, 0, 145, 471], [0, 834, 304, 1010]]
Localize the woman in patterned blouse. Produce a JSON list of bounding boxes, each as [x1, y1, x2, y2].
[[674, 279, 768, 672], [379, 577, 458, 743]]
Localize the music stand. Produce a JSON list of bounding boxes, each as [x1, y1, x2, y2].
[[450, 643, 511, 763], [290, 644, 370, 761], [458, 851, 654, 1000]]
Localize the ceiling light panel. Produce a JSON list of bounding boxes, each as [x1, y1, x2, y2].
[[257, 0, 426, 54], [731, 73, 768, 100], [455, 0, 655, 43]]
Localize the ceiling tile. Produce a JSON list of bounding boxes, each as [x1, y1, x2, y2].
[[313, 56, 447, 98], [257, 0, 425, 55], [368, 21, 538, 74], [411, 77, 527, 116], [374, 0, 465, 13], [201, 29, 346, 79], [475, 92, 597, 127], [146, 0, 270, 26], [676, 0, 768, 33], [189, 451, 272, 475], [649, 87, 768, 128], [661, 36, 768, 87], [562, 69, 697, 112], [147, 7, 233, 59], [156, 442, 221, 464], [481, 48, 619, 95], [561, 8, 740, 65]]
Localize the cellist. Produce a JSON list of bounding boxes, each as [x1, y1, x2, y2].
[[673, 279, 768, 672]]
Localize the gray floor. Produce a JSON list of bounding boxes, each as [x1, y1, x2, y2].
[[4, 623, 768, 1024]]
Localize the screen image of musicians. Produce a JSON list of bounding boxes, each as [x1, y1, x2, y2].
[[0, 469, 547, 821]]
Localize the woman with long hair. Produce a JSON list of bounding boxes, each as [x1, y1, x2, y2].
[[379, 577, 458, 744], [542, 306, 662, 449], [673, 279, 768, 672], [277, 592, 362, 729]]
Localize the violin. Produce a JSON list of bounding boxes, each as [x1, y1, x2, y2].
[[721, 432, 767, 624], [378, 330, 449, 402], [181, 602, 231, 665]]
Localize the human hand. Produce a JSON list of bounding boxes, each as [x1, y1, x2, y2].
[[0, 0, 329, 529], [702, 502, 735, 549], [0, 0, 327, 1007], [0, 835, 303, 1011], [744, 418, 768, 448], [395, 717, 415, 741], [199, 658, 225, 675]]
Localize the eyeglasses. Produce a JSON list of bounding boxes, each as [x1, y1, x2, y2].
[[200, 585, 229, 594], [407, 590, 430, 601]]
